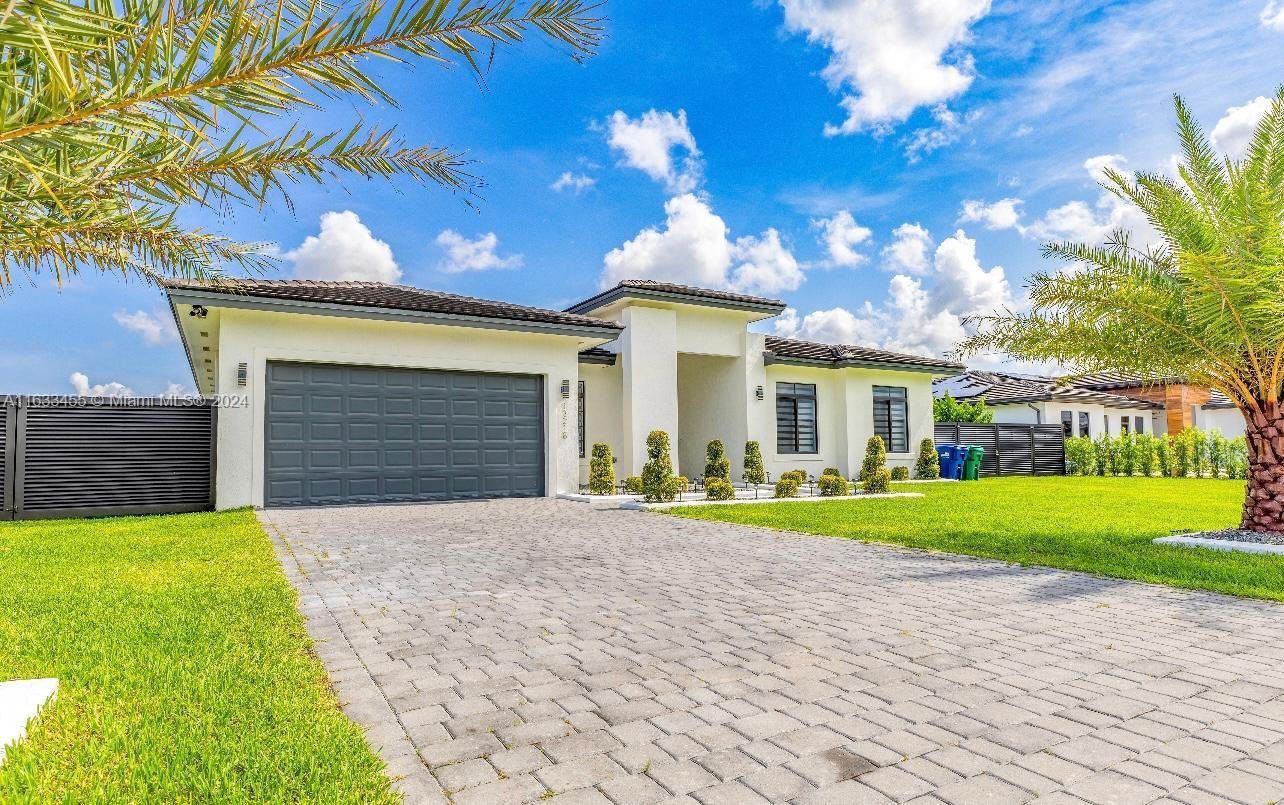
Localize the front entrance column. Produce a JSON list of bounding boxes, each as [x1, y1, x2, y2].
[[618, 306, 679, 477]]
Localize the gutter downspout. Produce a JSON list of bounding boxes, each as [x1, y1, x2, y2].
[[1027, 403, 1042, 424]]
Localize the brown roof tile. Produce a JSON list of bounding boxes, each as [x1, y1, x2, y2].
[[164, 279, 622, 331]]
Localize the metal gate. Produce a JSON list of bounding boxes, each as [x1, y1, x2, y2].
[[0, 397, 216, 520], [934, 422, 1066, 477]]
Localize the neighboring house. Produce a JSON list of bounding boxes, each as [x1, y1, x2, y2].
[[166, 278, 962, 509], [935, 371, 1164, 438], [935, 370, 1244, 438]]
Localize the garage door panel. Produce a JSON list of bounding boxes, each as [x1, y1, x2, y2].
[[265, 362, 543, 507]]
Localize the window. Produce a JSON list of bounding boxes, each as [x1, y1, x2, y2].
[[1134, 416, 1145, 434], [1120, 417, 1130, 435], [577, 380, 586, 459], [1078, 412, 1089, 437], [1061, 411, 1073, 438], [776, 382, 818, 454], [873, 386, 909, 453]]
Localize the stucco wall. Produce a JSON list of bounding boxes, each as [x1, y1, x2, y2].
[[213, 308, 587, 509], [676, 353, 747, 479], [1196, 407, 1246, 437], [987, 401, 1165, 437], [578, 361, 623, 486]]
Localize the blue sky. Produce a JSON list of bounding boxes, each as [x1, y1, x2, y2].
[[4, 0, 1284, 394]]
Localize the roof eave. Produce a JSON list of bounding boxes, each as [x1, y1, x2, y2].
[[167, 287, 624, 340], [764, 353, 962, 375], [566, 285, 786, 317]]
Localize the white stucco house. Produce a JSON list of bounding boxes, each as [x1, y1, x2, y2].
[[166, 278, 962, 509], [935, 370, 1245, 438]]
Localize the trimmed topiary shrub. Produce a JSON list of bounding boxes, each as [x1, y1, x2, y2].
[[817, 473, 848, 496], [675, 476, 689, 492], [704, 440, 730, 481], [743, 440, 766, 486], [863, 467, 891, 494], [588, 443, 616, 495], [774, 477, 799, 498], [859, 435, 886, 481], [914, 438, 940, 480], [890, 466, 910, 481], [780, 469, 807, 484], [641, 431, 677, 502], [623, 475, 642, 494], [821, 467, 842, 477], [704, 477, 735, 500]]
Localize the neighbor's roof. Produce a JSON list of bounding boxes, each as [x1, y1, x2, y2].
[[764, 336, 964, 374], [935, 370, 1162, 409], [164, 279, 623, 332], [566, 279, 787, 315], [1065, 370, 1186, 390]]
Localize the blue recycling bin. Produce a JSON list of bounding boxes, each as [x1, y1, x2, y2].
[[936, 444, 964, 480]]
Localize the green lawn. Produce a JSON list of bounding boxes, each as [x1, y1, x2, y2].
[[0, 509, 396, 803], [669, 476, 1284, 602]]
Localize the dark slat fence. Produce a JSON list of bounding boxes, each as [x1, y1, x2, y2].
[[934, 422, 1066, 477], [1, 397, 216, 520]]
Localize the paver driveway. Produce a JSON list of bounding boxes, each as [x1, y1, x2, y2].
[[262, 499, 1284, 805]]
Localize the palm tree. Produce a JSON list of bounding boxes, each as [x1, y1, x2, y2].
[[963, 89, 1284, 533], [0, 0, 603, 288]]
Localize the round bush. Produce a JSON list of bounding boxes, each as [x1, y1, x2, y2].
[[704, 477, 735, 500], [817, 474, 848, 496], [890, 466, 910, 481], [780, 469, 807, 484], [863, 467, 892, 494], [623, 476, 642, 494], [821, 467, 842, 477], [774, 478, 799, 498]]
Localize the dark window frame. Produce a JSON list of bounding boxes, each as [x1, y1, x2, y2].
[[1120, 417, 1130, 435], [776, 382, 818, 455], [1061, 410, 1073, 438], [577, 380, 586, 459], [1134, 415, 1145, 434], [872, 385, 909, 453], [1078, 412, 1090, 437]]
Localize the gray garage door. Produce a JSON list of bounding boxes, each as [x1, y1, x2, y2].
[[264, 362, 544, 507]]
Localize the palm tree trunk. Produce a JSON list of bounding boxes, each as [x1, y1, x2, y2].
[[1243, 401, 1284, 532]]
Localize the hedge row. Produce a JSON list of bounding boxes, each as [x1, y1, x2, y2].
[[1064, 428, 1248, 479]]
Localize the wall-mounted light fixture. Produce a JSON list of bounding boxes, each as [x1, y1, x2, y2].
[[189, 304, 208, 319], [237, 362, 248, 387], [755, 385, 764, 401], [560, 379, 571, 398]]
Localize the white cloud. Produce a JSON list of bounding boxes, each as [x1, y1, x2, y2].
[[731, 229, 804, 294], [902, 104, 979, 162], [550, 172, 596, 193], [812, 210, 872, 267], [605, 109, 701, 193], [284, 211, 400, 283], [1210, 96, 1272, 159], [929, 229, 1014, 318], [70, 372, 133, 397], [600, 193, 802, 295], [778, 0, 991, 135], [1083, 153, 1128, 183], [880, 223, 933, 275], [1262, 1, 1284, 30], [958, 197, 1023, 231], [113, 309, 178, 346], [775, 227, 1012, 358], [160, 383, 198, 399], [434, 231, 523, 274]]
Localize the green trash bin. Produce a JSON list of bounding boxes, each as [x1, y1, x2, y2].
[[963, 445, 984, 480]]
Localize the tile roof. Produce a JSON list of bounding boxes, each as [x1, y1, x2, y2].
[[164, 279, 622, 331], [935, 370, 1162, 409], [566, 279, 786, 314], [764, 336, 965, 372], [1065, 370, 1186, 390]]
